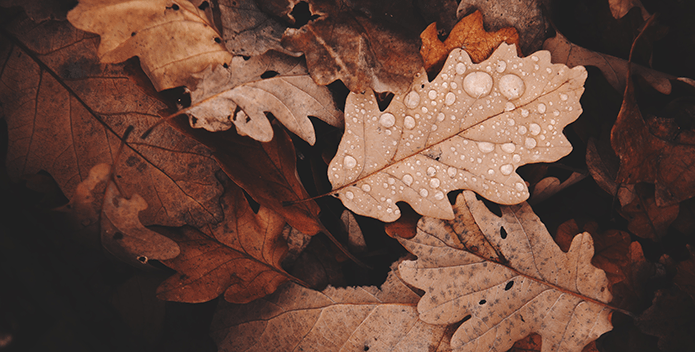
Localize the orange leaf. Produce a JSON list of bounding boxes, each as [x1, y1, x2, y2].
[[420, 10, 520, 75]]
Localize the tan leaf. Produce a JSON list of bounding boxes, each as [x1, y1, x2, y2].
[[67, 0, 232, 91], [421, 10, 520, 74], [329, 43, 586, 222], [608, 0, 650, 20], [219, 0, 295, 57], [341, 210, 367, 254], [185, 51, 343, 144], [398, 191, 613, 351], [209, 270, 452, 351], [528, 172, 587, 204], [156, 180, 292, 304]]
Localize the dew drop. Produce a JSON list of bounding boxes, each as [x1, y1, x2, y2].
[[430, 178, 440, 188], [437, 113, 445, 121], [404, 116, 416, 129], [529, 123, 541, 135], [501, 143, 516, 153], [361, 184, 371, 192], [500, 164, 513, 175], [403, 174, 413, 186], [427, 167, 436, 177], [546, 67, 552, 74], [431, 124, 438, 131], [419, 189, 429, 197], [515, 182, 525, 191], [344, 155, 357, 169], [531, 55, 539, 61], [496, 60, 507, 72], [434, 191, 445, 200], [553, 110, 560, 117], [463, 72, 493, 98], [498, 74, 525, 100], [537, 103, 546, 114], [488, 169, 495, 175], [521, 109, 529, 117], [512, 154, 521, 163], [447, 167, 457, 177], [560, 93, 568, 101], [525, 137, 537, 149], [505, 102, 515, 111], [456, 62, 466, 75], [345, 191, 354, 200], [405, 91, 420, 109], [428, 90, 437, 99], [379, 113, 395, 127], [388, 177, 395, 184], [445, 92, 456, 106], [477, 141, 495, 153], [518, 126, 528, 134]]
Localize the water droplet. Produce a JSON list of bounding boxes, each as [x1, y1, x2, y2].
[[518, 126, 527, 134], [361, 184, 371, 192], [421, 106, 428, 113], [456, 62, 466, 75], [548, 125, 554, 130], [560, 93, 568, 101], [463, 72, 493, 98], [344, 155, 357, 169], [427, 167, 436, 177], [529, 123, 541, 135], [447, 167, 457, 177], [553, 110, 560, 117], [500, 164, 513, 175], [434, 191, 445, 200], [430, 178, 440, 188], [428, 90, 437, 99], [403, 174, 413, 186], [525, 137, 537, 149], [496, 60, 507, 72], [405, 91, 420, 108], [477, 141, 495, 153], [488, 169, 495, 175], [431, 124, 438, 131], [501, 143, 516, 153], [546, 68, 552, 74], [537, 103, 546, 114], [531, 55, 539, 61], [445, 92, 456, 106], [437, 113, 445, 121], [515, 182, 525, 191], [513, 154, 521, 163], [498, 74, 525, 100], [521, 109, 529, 117], [505, 102, 515, 111], [379, 113, 395, 127], [419, 189, 429, 197], [388, 177, 395, 184], [404, 116, 416, 129], [345, 191, 354, 200]]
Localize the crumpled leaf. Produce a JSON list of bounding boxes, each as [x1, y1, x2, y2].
[[544, 31, 675, 95], [329, 43, 586, 222], [608, 0, 649, 20], [398, 191, 613, 352], [1, 14, 224, 228], [185, 51, 343, 144], [218, 0, 293, 57], [259, 0, 423, 93], [209, 270, 452, 352], [156, 180, 291, 304], [67, 0, 232, 91], [528, 172, 587, 204], [420, 10, 520, 74]]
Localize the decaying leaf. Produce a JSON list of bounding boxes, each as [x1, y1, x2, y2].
[[185, 51, 343, 144], [209, 270, 452, 351], [528, 172, 587, 204], [67, 0, 232, 91], [543, 31, 675, 95], [398, 191, 613, 351], [219, 0, 293, 57], [0, 15, 224, 228], [329, 43, 586, 222], [608, 0, 649, 20], [259, 0, 423, 93], [156, 180, 292, 304], [420, 10, 520, 74], [618, 184, 679, 241], [341, 210, 367, 254]]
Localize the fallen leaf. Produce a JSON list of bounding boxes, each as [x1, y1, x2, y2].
[[674, 245, 695, 301], [528, 172, 587, 204], [543, 31, 674, 95], [341, 210, 367, 254], [456, 0, 547, 54], [1, 15, 225, 228], [610, 64, 695, 206], [218, 0, 294, 57], [0, 0, 72, 21], [384, 203, 421, 239], [637, 287, 695, 352], [185, 50, 343, 145], [618, 184, 679, 241], [67, 0, 232, 91], [209, 270, 452, 351], [398, 191, 613, 351], [259, 0, 423, 93], [156, 180, 292, 304], [608, 0, 649, 20], [420, 10, 520, 74], [329, 43, 586, 222]]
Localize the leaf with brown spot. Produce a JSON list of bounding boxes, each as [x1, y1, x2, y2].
[[420, 10, 520, 75], [398, 191, 614, 351], [156, 180, 293, 304]]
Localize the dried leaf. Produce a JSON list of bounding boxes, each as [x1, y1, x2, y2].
[[420, 10, 520, 75], [528, 172, 587, 204], [618, 184, 679, 241], [674, 245, 695, 301], [260, 0, 423, 93], [341, 210, 367, 254], [219, 0, 293, 56], [1, 15, 224, 228], [67, 0, 232, 91], [384, 204, 421, 239], [637, 287, 695, 352], [329, 43, 586, 222], [543, 31, 675, 95], [0, 0, 72, 21], [186, 51, 343, 144], [608, 0, 649, 20], [398, 191, 613, 351], [210, 270, 451, 351], [156, 181, 291, 304]]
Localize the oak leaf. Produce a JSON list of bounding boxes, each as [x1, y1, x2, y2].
[[1, 15, 224, 228], [608, 0, 649, 20], [67, 0, 232, 91], [185, 51, 343, 144], [218, 0, 293, 57], [398, 191, 613, 351], [420, 10, 520, 74], [155, 179, 292, 304], [329, 43, 586, 222], [209, 270, 452, 351]]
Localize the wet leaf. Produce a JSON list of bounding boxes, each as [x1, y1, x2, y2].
[[67, 0, 232, 91], [209, 270, 451, 351], [420, 10, 520, 75], [398, 191, 613, 351], [329, 43, 586, 222], [185, 51, 343, 145]]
